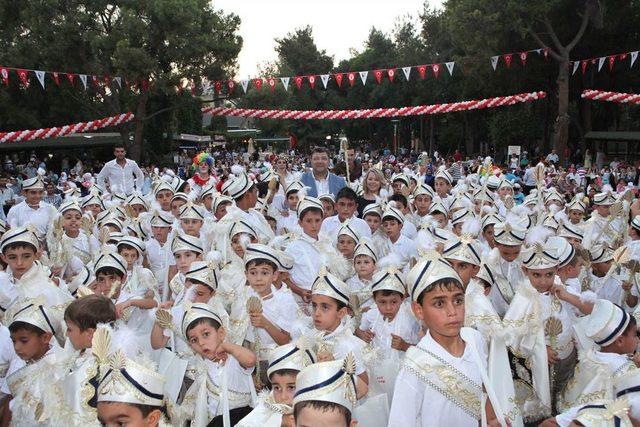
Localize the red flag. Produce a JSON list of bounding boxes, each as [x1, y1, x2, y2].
[[608, 56, 616, 71], [418, 65, 427, 79], [519, 52, 528, 66], [267, 78, 276, 91], [374, 70, 383, 84], [51, 72, 60, 86], [227, 80, 235, 93], [289, 132, 298, 150], [503, 54, 513, 68], [387, 68, 396, 82], [0, 67, 8, 86], [619, 53, 628, 61], [543, 48, 549, 60], [253, 78, 263, 90], [66, 73, 76, 85], [177, 84, 183, 95], [213, 81, 221, 92], [581, 60, 588, 75], [103, 75, 110, 86], [294, 76, 303, 90], [431, 63, 441, 79], [308, 75, 316, 89], [91, 75, 99, 87], [17, 69, 29, 87], [347, 72, 356, 86], [334, 73, 344, 87], [141, 79, 149, 92]]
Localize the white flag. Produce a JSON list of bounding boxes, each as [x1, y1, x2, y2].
[[402, 67, 411, 80], [34, 70, 46, 88], [597, 57, 606, 72], [572, 61, 580, 75], [114, 77, 122, 88], [79, 74, 88, 89], [631, 51, 639, 68], [535, 49, 542, 55], [320, 74, 330, 89], [280, 77, 290, 91], [445, 62, 455, 76], [240, 79, 249, 94], [359, 71, 368, 85], [491, 56, 499, 70]]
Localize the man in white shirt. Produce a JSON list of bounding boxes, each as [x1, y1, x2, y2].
[[300, 147, 346, 197], [320, 187, 371, 241], [97, 143, 144, 195]]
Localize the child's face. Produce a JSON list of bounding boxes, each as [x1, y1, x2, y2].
[[412, 285, 465, 337], [174, 250, 199, 274], [392, 181, 404, 194], [337, 235, 356, 259], [364, 214, 381, 233], [181, 218, 203, 237], [434, 178, 451, 196], [63, 210, 83, 234], [203, 195, 213, 212], [592, 261, 611, 276], [452, 223, 462, 236], [299, 211, 323, 238], [155, 190, 173, 211], [354, 255, 375, 279], [311, 294, 346, 332], [335, 197, 357, 222], [287, 193, 300, 211], [447, 259, 480, 288], [84, 203, 103, 217], [482, 225, 495, 248], [186, 281, 215, 303], [118, 247, 139, 270], [97, 401, 162, 427], [2, 246, 37, 278], [151, 226, 170, 243], [96, 272, 123, 297], [382, 219, 402, 241], [131, 204, 146, 218], [595, 205, 611, 217], [568, 209, 583, 224], [296, 404, 351, 427], [616, 324, 640, 355], [525, 267, 557, 293], [321, 200, 335, 217], [187, 321, 225, 360], [414, 195, 431, 214], [246, 263, 277, 296], [271, 372, 297, 406], [11, 328, 51, 361], [497, 243, 521, 262], [65, 320, 94, 350], [171, 200, 186, 217], [215, 202, 231, 220], [231, 234, 252, 258], [374, 292, 403, 321], [433, 213, 447, 228], [24, 188, 44, 205]]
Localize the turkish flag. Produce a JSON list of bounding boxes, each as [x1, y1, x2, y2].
[[253, 78, 263, 90], [289, 132, 298, 150], [17, 69, 29, 87], [543, 48, 549, 60], [92, 75, 100, 87], [387, 68, 396, 82], [308, 75, 316, 89], [608, 56, 616, 71], [520, 52, 528, 66], [52, 72, 60, 86], [503, 54, 512, 68], [347, 72, 356, 86], [581, 60, 588, 74], [66, 73, 76, 85], [294, 76, 303, 90], [267, 78, 276, 91], [418, 65, 427, 79], [431, 64, 440, 79], [214, 81, 222, 92], [374, 70, 383, 84], [227, 80, 235, 93], [141, 79, 149, 92], [334, 73, 344, 87], [0, 67, 9, 86]]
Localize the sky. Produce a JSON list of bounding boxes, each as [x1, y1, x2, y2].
[[213, 0, 443, 78]]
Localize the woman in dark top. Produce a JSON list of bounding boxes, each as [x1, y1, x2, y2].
[[356, 168, 387, 216]]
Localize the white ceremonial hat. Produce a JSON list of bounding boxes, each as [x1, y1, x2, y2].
[[451, 208, 474, 226], [590, 244, 614, 264], [311, 269, 351, 306], [473, 188, 495, 204], [171, 233, 204, 255], [521, 242, 560, 270], [200, 183, 216, 200], [171, 177, 187, 193], [267, 339, 316, 379], [275, 250, 294, 271], [285, 180, 305, 195], [362, 203, 382, 218], [370, 266, 406, 295], [413, 183, 435, 199], [435, 169, 453, 185], [81, 192, 105, 209], [0, 219, 8, 235], [228, 220, 258, 240], [153, 181, 175, 197], [493, 221, 527, 246], [293, 356, 358, 413], [7, 296, 63, 344], [566, 197, 586, 212], [585, 299, 630, 347], [476, 261, 500, 288], [222, 173, 254, 199], [93, 250, 128, 277], [429, 227, 456, 244], [382, 204, 405, 224], [116, 235, 146, 257], [631, 215, 640, 232], [572, 398, 632, 427], [178, 201, 206, 221], [428, 201, 448, 216], [0, 226, 40, 252], [69, 266, 95, 296], [443, 235, 482, 266], [244, 243, 280, 267], [127, 219, 149, 241], [125, 192, 148, 210], [318, 193, 335, 203], [106, 231, 125, 244], [485, 175, 501, 191], [337, 222, 361, 244], [557, 221, 584, 241], [21, 176, 44, 191], [391, 173, 410, 187], [544, 190, 564, 205], [99, 216, 124, 232], [171, 192, 189, 203], [296, 195, 324, 217], [353, 240, 378, 262], [408, 256, 461, 302], [59, 200, 83, 215], [481, 213, 503, 230], [180, 302, 224, 339], [257, 169, 276, 184], [498, 179, 514, 189], [546, 236, 575, 269], [185, 261, 219, 290], [149, 210, 173, 228], [449, 193, 474, 212], [594, 191, 617, 206], [212, 194, 234, 213]]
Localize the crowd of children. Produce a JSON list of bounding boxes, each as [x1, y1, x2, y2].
[[0, 151, 639, 427]]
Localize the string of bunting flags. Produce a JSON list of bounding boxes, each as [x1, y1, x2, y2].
[[570, 50, 640, 75]]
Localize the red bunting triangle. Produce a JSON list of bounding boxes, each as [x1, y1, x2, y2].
[[227, 80, 235, 93], [608, 56, 616, 71], [581, 60, 588, 74], [519, 52, 528, 66], [387, 68, 396, 82], [294, 76, 303, 90], [308, 75, 316, 89], [267, 78, 276, 91], [334, 73, 343, 87], [17, 69, 29, 87], [52, 72, 60, 86], [619, 53, 628, 61], [91, 75, 99, 87], [214, 81, 222, 92], [104, 75, 111, 87], [347, 72, 356, 86], [141, 79, 149, 92], [66, 73, 76, 85], [431, 64, 441, 79], [253, 78, 263, 90], [543, 48, 549, 60], [374, 70, 383, 84], [0, 67, 9, 86], [418, 65, 427, 79], [503, 54, 512, 68]]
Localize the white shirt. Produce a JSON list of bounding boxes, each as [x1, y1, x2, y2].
[[313, 172, 329, 196], [97, 158, 144, 195], [0, 325, 24, 395], [7, 200, 56, 237], [360, 302, 420, 358], [320, 215, 372, 242]]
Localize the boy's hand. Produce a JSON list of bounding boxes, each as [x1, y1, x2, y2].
[[622, 281, 633, 292], [301, 289, 312, 303], [546, 346, 559, 365], [355, 329, 375, 343], [159, 300, 174, 309], [281, 414, 295, 427], [317, 351, 334, 362], [391, 334, 410, 351], [249, 312, 266, 328], [549, 283, 569, 301]]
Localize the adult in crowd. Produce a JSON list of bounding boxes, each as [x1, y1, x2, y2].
[[300, 146, 346, 198], [96, 142, 144, 195], [356, 168, 386, 216], [333, 148, 363, 183]]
